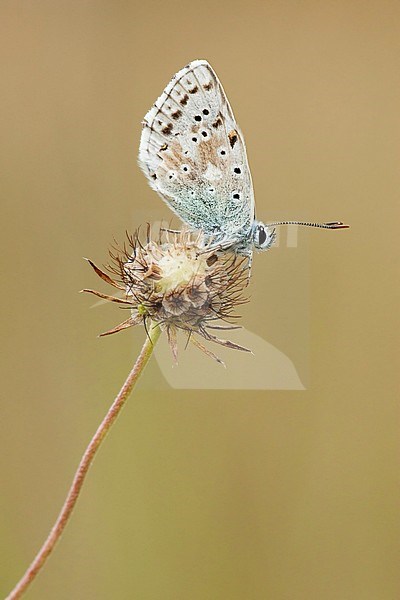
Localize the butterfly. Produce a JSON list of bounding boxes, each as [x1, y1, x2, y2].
[[138, 60, 348, 259]]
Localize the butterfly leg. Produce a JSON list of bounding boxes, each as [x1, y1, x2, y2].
[[160, 227, 182, 234], [160, 226, 200, 237], [247, 253, 253, 280], [196, 239, 236, 255]]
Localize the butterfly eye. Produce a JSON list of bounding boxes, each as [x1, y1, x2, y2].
[[258, 226, 267, 246]]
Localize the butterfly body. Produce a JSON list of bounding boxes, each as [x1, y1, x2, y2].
[[139, 60, 348, 257]]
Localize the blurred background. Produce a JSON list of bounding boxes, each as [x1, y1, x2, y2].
[[1, 1, 399, 598]]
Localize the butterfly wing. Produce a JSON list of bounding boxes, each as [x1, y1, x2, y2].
[[138, 60, 255, 242]]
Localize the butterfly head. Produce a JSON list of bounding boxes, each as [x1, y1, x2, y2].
[[252, 221, 276, 251]]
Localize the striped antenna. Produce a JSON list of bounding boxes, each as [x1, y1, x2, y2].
[[266, 220, 349, 230]]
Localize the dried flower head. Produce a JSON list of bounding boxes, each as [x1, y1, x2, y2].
[[83, 227, 251, 364]]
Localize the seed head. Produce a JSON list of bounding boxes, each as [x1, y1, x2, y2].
[[82, 227, 251, 364]]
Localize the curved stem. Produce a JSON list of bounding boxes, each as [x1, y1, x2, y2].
[[6, 324, 161, 600]]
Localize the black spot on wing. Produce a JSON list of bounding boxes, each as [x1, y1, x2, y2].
[[228, 130, 238, 148], [162, 123, 173, 135], [212, 117, 223, 129]]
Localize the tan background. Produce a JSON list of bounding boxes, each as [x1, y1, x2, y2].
[[1, 1, 399, 598]]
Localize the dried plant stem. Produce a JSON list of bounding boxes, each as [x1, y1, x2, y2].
[[6, 323, 161, 600]]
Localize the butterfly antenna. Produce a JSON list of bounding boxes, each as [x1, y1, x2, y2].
[[266, 220, 349, 230]]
